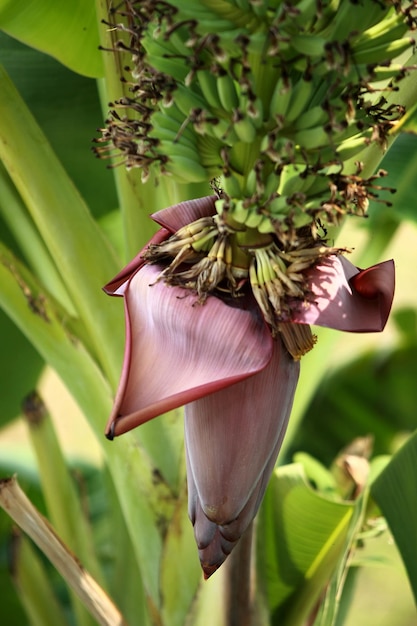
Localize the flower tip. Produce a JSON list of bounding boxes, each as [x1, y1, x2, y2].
[[350, 259, 395, 330], [197, 531, 234, 579], [202, 562, 221, 580], [104, 421, 115, 441]]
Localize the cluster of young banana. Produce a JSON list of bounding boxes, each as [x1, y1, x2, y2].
[[98, 0, 417, 242]]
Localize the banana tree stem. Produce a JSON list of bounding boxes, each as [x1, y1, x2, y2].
[[224, 523, 254, 626]]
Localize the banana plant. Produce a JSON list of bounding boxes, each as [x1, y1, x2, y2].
[[1, 1, 417, 625]]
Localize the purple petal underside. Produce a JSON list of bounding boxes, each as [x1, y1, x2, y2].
[[185, 339, 300, 577], [290, 256, 395, 332], [105, 263, 273, 437]]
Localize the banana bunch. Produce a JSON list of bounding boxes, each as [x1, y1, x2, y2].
[[97, 0, 417, 241]]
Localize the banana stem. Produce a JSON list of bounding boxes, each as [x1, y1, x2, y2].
[[224, 523, 254, 626], [23, 391, 105, 586], [95, 0, 161, 259], [0, 162, 75, 315], [344, 49, 417, 179], [11, 532, 71, 626]]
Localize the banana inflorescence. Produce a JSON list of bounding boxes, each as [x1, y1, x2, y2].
[[95, 0, 416, 348], [96, 0, 415, 215]]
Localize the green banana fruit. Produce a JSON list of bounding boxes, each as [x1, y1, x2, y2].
[[197, 135, 223, 169], [147, 54, 190, 83], [245, 209, 265, 228], [278, 164, 319, 195], [245, 168, 259, 196], [263, 171, 280, 198], [267, 195, 291, 217], [246, 95, 264, 129], [163, 154, 208, 183], [353, 37, 414, 66], [291, 34, 326, 58], [150, 111, 197, 147], [269, 75, 292, 119], [173, 84, 212, 117], [210, 117, 238, 144], [231, 0, 250, 11], [336, 134, 369, 161], [229, 198, 249, 224], [293, 125, 330, 150], [175, 0, 235, 28], [354, 11, 407, 48], [158, 139, 202, 166], [233, 113, 258, 143], [284, 78, 314, 124], [294, 105, 328, 131], [290, 0, 323, 28], [142, 36, 189, 82], [293, 211, 313, 228], [216, 73, 240, 112], [222, 172, 245, 197], [196, 70, 223, 110], [257, 215, 275, 234]]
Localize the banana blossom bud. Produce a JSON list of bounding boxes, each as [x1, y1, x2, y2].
[[104, 197, 394, 577]]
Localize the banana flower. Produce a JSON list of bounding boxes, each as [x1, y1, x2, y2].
[[104, 196, 394, 577]]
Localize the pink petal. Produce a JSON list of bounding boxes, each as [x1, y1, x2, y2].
[[103, 228, 170, 296], [151, 196, 217, 231], [187, 431, 286, 579], [290, 256, 395, 332], [103, 197, 217, 296], [105, 263, 273, 438], [185, 339, 300, 577]]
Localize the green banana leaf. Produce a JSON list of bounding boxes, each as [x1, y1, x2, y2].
[[0, 35, 122, 380], [371, 133, 417, 225], [257, 463, 355, 626], [0, 32, 117, 221], [0, 530, 29, 626], [0, 0, 102, 77], [371, 430, 417, 606], [12, 534, 72, 626], [0, 452, 53, 626], [286, 313, 417, 465], [351, 132, 417, 268], [160, 489, 202, 626], [0, 308, 43, 425]]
